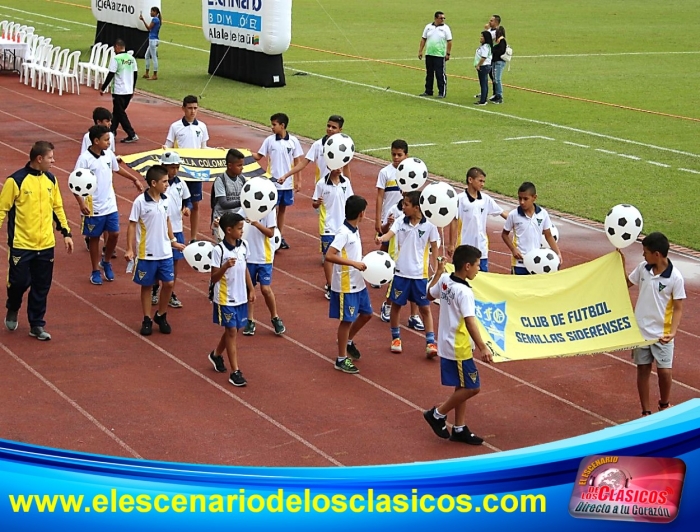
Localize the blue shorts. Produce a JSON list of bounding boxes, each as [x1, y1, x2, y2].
[[440, 357, 480, 389], [247, 263, 272, 286], [479, 258, 489, 272], [213, 303, 248, 329], [186, 181, 203, 202], [512, 266, 530, 275], [172, 232, 185, 261], [132, 258, 175, 286], [82, 212, 120, 237], [320, 235, 335, 255], [277, 189, 294, 207], [329, 288, 373, 323], [389, 276, 430, 307]]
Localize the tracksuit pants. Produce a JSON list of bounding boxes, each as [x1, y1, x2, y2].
[[6, 247, 54, 328], [424, 55, 447, 96]]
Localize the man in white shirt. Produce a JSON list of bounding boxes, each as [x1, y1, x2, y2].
[[418, 11, 453, 98], [100, 39, 139, 143], [164, 95, 211, 243]]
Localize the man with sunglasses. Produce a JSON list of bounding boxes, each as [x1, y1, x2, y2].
[[418, 11, 453, 99]]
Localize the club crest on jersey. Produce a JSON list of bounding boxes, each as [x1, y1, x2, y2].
[[224, 313, 233, 322], [537, 218, 543, 226], [11, 256, 21, 266], [87, 224, 96, 231], [659, 283, 666, 292], [468, 371, 478, 383], [418, 230, 425, 238], [348, 306, 356, 315], [393, 290, 403, 299], [138, 271, 146, 280]]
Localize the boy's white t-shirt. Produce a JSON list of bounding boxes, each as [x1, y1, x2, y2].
[[211, 239, 249, 307], [455, 190, 503, 258], [629, 261, 686, 340], [241, 207, 277, 265], [305, 137, 329, 184], [330, 222, 365, 294], [428, 273, 476, 360], [312, 175, 354, 236], [74, 148, 119, 217], [165, 118, 210, 149], [81, 132, 115, 154], [257, 133, 304, 191], [165, 176, 191, 234], [128, 192, 172, 260], [503, 205, 552, 267], [376, 163, 403, 225], [389, 216, 439, 279]]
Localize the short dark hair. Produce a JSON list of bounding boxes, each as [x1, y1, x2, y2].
[[453, 245, 482, 271], [466, 167, 486, 182], [29, 141, 54, 161], [493, 14, 501, 24], [114, 38, 125, 48], [642, 232, 670, 257], [183, 95, 198, 106], [145, 165, 168, 186], [403, 190, 421, 208], [327, 115, 344, 127], [92, 107, 112, 124], [518, 181, 537, 195], [226, 148, 245, 164], [391, 139, 409, 154], [89, 125, 110, 143], [219, 211, 244, 231], [345, 195, 367, 221], [434, 11, 444, 19], [270, 113, 289, 128]]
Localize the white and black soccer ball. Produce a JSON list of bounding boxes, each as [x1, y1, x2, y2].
[[240, 177, 278, 222], [419, 182, 458, 228], [396, 157, 428, 192], [271, 227, 282, 251], [323, 133, 355, 171], [604, 204, 643, 249], [540, 223, 560, 248], [524, 248, 560, 274], [68, 168, 97, 197], [361, 250, 395, 286], [183, 241, 214, 273]]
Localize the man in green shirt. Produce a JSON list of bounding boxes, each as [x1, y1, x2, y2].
[[100, 39, 139, 143], [418, 12, 453, 99]]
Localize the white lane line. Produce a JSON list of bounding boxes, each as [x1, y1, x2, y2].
[[504, 135, 555, 141], [595, 148, 617, 155], [679, 168, 700, 175], [647, 161, 671, 168], [452, 140, 482, 144], [0, 6, 94, 27], [563, 141, 590, 148], [0, 342, 143, 459], [617, 154, 641, 160]]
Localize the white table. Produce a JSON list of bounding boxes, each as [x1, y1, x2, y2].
[[0, 38, 28, 73]]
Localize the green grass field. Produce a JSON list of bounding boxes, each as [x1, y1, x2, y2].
[[2, 0, 699, 248]]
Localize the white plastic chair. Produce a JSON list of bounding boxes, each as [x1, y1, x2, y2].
[[93, 45, 114, 90], [36, 46, 65, 91], [78, 42, 101, 87], [22, 42, 53, 87], [18, 25, 34, 36], [0, 21, 9, 38], [50, 49, 80, 95]]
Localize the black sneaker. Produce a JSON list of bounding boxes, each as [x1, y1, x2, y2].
[[120, 134, 139, 143], [419, 92, 433, 97], [229, 370, 247, 387], [153, 312, 171, 334], [279, 238, 290, 250], [423, 407, 450, 439], [271, 316, 286, 335], [4, 309, 18, 331], [450, 427, 484, 445], [243, 320, 256, 336], [334, 357, 359, 374], [29, 326, 52, 341], [208, 351, 226, 373], [140, 316, 153, 336], [488, 95, 498, 102], [346, 341, 361, 360], [324, 284, 331, 300]]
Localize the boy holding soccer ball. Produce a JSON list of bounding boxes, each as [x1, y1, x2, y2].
[[501, 181, 561, 274]]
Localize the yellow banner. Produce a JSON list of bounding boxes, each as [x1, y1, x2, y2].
[[119, 148, 270, 182], [464, 252, 652, 362]]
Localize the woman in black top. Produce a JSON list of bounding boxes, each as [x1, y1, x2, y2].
[[491, 27, 507, 103]]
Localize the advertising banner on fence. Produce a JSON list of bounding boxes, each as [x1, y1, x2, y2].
[[92, 0, 162, 30], [202, 0, 292, 55], [469, 252, 653, 362]]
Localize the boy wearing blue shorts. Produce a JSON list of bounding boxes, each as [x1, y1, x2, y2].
[[325, 195, 373, 374], [312, 167, 354, 299], [424, 245, 493, 445], [252, 113, 303, 250], [73, 125, 143, 286], [151, 151, 192, 308], [125, 165, 185, 336], [376, 190, 439, 357], [241, 206, 285, 337], [207, 212, 255, 387]]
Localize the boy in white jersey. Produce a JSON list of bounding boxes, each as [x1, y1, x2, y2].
[[312, 167, 354, 299], [124, 166, 185, 336], [252, 113, 303, 250], [375, 140, 408, 239], [151, 151, 192, 309], [501, 181, 562, 275], [424, 245, 493, 445], [240, 206, 285, 337], [449, 167, 507, 272], [277, 115, 351, 185], [73, 125, 143, 286], [376, 191, 439, 357], [620, 233, 686, 417], [325, 195, 373, 374], [164, 95, 211, 243], [206, 212, 255, 387]]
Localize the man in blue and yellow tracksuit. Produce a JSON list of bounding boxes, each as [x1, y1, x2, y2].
[[0, 141, 74, 340]]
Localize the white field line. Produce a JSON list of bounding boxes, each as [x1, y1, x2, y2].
[[647, 161, 671, 168], [679, 168, 700, 175], [617, 153, 641, 160], [595, 148, 617, 155], [504, 135, 554, 141], [563, 141, 590, 148], [452, 140, 482, 144], [0, 12, 70, 31]]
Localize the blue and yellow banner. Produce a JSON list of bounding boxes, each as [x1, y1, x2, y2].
[[120, 149, 269, 182], [469, 252, 653, 362]]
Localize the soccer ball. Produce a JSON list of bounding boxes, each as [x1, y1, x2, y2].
[[241, 177, 278, 222], [323, 133, 355, 170], [183, 241, 214, 273], [271, 228, 282, 251], [361, 250, 395, 286], [419, 182, 458, 228], [396, 157, 428, 192], [523, 248, 560, 274], [540, 223, 560, 248], [68, 168, 97, 197], [604, 204, 643, 249]]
